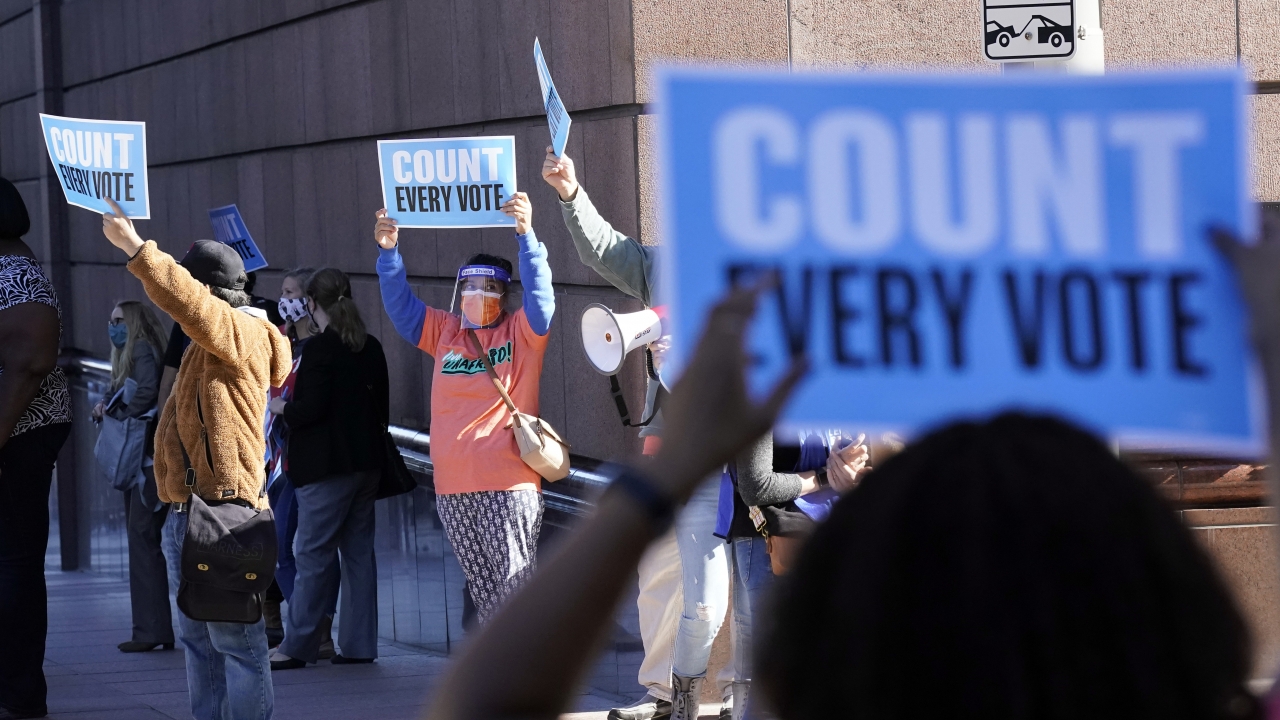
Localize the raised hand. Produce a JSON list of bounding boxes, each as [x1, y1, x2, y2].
[[374, 208, 399, 250], [501, 192, 533, 235], [1213, 208, 1280, 348], [541, 146, 579, 202], [102, 197, 144, 257], [649, 283, 807, 502]]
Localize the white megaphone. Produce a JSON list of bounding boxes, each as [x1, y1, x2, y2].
[[580, 303, 663, 375]]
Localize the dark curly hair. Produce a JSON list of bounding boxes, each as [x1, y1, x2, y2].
[[759, 413, 1257, 720], [0, 177, 31, 240]]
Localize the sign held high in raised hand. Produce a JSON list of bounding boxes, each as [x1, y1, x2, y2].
[[657, 68, 1258, 456], [377, 136, 517, 229], [39, 114, 149, 218], [534, 38, 572, 157]]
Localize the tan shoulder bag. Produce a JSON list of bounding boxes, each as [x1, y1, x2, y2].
[[466, 329, 571, 481]]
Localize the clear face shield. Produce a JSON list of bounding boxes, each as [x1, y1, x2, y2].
[[450, 265, 511, 330]]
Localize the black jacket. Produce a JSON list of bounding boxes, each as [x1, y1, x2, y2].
[[282, 328, 389, 486]]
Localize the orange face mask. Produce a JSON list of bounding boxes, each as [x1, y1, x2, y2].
[[460, 290, 503, 328]]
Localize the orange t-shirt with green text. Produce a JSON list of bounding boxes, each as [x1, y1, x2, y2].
[[419, 307, 549, 495]]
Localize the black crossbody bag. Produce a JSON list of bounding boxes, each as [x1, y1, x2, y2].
[[175, 391, 278, 624]]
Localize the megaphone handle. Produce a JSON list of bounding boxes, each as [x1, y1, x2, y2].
[[466, 329, 524, 427]]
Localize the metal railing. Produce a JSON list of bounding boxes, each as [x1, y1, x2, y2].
[[63, 352, 612, 527]]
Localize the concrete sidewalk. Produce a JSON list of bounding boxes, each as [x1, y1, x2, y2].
[[39, 570, 623, 720]]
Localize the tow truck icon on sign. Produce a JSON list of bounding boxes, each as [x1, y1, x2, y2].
[[983, 0, 1075, 62]]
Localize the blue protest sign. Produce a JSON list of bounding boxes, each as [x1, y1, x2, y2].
[[39, 114, 149, 218], [657, 68, 1260, 455], [208, 205, 268, 272], [377, 136, 517, 229], [534, 38, 572, 157]]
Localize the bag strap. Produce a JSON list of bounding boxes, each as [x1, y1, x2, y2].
[[466, 329, 524, 429], [607, 348, 666, 428]]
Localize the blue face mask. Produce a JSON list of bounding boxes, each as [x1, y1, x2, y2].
[[108, 322, 128, 349]]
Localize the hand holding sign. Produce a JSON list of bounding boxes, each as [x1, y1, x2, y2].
[[101, 197, 145, 257], [377, 136, 517, 229], [541, 147, 579, 202], [374, 209, 400, 249], [501, 192, 532, 235]]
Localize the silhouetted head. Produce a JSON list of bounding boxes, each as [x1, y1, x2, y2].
[[0, 177, 31, 240], [759, 413, 1256, 720]]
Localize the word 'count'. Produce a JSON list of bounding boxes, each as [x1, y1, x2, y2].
[[715, 109, 1207, 259]]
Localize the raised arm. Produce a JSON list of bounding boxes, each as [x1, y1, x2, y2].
[[101, 199, 265, 366], [502, 191, 555, 336], [424, 284, 806, 720], [0, 302, 61, 449], [373, 209, 428, 346], [1214, 207, 1280, 514], [123, 242, 265, 366], [543, 148, 657, 306]]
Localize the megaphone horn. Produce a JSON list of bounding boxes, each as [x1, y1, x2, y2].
[[580, 303, 663, 376]]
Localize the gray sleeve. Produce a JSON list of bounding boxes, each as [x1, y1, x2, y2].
[[122, 343, 160, 418], [735, 432, 805, 507], [559, 187, 657, 307]]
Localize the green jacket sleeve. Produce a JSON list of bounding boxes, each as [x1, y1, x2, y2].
[[559, 188, 657, 307]]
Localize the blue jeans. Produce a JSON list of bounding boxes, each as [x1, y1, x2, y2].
[[280, 471, 379, 662], [671, 477, 731, 679], [267, 474, 339, 614], [728, 536, 772, 718], [266, 476, 299, 601], [162, 511, 274, 720]]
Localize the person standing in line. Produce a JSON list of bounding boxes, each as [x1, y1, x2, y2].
[[0, 178, 74, 720], [261, 267, 341, 657], [155, 271, 280, 417], [268, 269, 388, 670], [714, 430, 867, 718], [542, 148, 729, 720], [92, 300, 175, 654], [374, 191, 555, 623], [100, 197, 291, 720]]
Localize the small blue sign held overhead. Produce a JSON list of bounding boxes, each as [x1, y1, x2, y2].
[[657, 68, 1260, 457], [39, 114, 150, 218], [534, 38, 572, 157], [208, 205, 268, 272]]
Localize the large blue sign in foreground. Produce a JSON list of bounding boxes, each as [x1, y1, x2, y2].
[[39, 114, 149, 218], [657, 68, 1260, 455], [377, 136, 517, 229]]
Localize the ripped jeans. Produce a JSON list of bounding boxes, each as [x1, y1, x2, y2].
[[670, 477, 731, 683]]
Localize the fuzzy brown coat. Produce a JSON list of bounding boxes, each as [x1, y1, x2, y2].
[[127, 241, 291, 506]]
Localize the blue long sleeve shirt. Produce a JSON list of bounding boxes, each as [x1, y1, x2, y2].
[[376, 230, 555, 347]]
